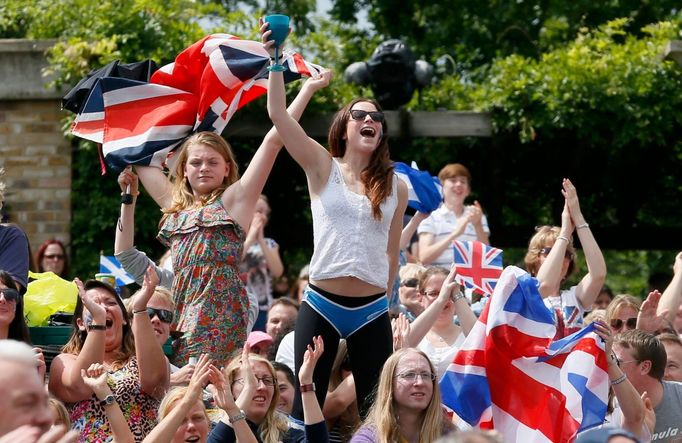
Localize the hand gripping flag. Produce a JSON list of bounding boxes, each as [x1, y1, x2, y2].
[[99, 255, 135, 287], [68, 34, 323, 172], [393, 161, 442, 213], [440, 266, 608, 443], [452, 240, 503, 296]]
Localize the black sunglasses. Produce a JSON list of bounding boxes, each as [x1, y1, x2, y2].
[[349, 109, 384, 122], [610, 317, 637, 331], [400, 278, 419, 288], [0, 288, 20, 303], [147, 307, 173, 324]]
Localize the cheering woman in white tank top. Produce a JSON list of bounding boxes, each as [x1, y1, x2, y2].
[[262, 23, 408, 422]]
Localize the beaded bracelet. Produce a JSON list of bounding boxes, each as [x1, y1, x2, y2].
[[576, 223, 590, 230], [556, 235, 569, 243], [610, 373, 627, 386]]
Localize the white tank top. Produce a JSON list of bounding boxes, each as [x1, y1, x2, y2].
[[308, 158, 399, 289]]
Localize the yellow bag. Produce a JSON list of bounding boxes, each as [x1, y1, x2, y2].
[[24, 271, 78, 326]]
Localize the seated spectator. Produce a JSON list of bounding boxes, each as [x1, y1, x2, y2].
[[246, 331, 273, 358], [265, 297, 299, 339], [612, 329, 682, 440], [350, 348, 454, 443], [49, 273, 168, 442], [593, 285, 614, 311], [0, 270, 45, 376], [606, 294, 641, 335], [219, 336, 329, 442], [418, 163, 490, 266], [525, 179, 606, 339], [396, 264, 425, 322], [657, 333, 682, 382], [434, 430, 502, 443], [36, 239, 70, 279], [48, 397, 70, 429], [272, 361, 295, 415], [0, 339, 77, 441]]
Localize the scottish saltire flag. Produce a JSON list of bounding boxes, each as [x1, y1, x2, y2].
[[452, 240, 503, 296], [71, 34, 323, 172], [393, 161, 442, 213], [440, 266, 608, 443], [99, 256, 135, 287]]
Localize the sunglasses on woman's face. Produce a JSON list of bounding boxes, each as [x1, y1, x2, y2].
[[0, 288, 19, 303], [400, 278, 419, 288], [44, 254, 64, 260], [146, 307, 174, 324], [349, 109, 384, 122], [610, 317, 637, 331]]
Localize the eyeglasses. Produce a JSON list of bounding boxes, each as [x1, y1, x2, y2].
[[146, 307, 173, 324], [395, 371, 436, 382], [400, 278, 419, 288], [234, 376, 276, 387], [44, 254, 64, 260], [349, 109, 385, 122], [610, 318, 637, 331], [539, 247, 574, 260], [422, 291, 439, 299], [0, 288, 19, 303], [615, 356, 639, 367]]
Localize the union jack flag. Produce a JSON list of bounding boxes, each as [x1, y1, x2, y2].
[[452, 240, 503, 296], [440, 266, 608, 442], [70, 34, 323, 172]]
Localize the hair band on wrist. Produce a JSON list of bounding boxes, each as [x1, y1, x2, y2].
[[556, 236, 569, 243], [610, 374, 627, 386], [452, 292, 466, 302], [87, 323, 106, 331], [576, 223, 589, 230], [300, 383, 316, 393], [132, 309, 149, 316]]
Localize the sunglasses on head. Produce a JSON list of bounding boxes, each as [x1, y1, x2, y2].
[[539, 247, 574, 260], [610, 317, 637, 330], [400, 278, 419, 288], [0, 288, 19, 303], [146, 307, 173, 324], [349, 109, 384, 122]]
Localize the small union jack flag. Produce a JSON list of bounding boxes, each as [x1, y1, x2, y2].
[[452, 240, 503, 296]]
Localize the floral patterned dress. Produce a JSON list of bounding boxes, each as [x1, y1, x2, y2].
[[158, 199, 247, 367], [68, 357, 159, 443]]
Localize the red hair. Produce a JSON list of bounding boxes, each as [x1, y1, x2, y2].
[[35, 239, 69, 277]]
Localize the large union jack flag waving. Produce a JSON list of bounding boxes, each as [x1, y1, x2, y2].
[[452, 240, 503, 296], [69, 34, 323, 172], [440, 266, 609, 443]]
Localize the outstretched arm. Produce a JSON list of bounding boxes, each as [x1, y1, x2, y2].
[[658, 252, 682, 322], [224, 67, 332, 229], [400, 211, 429, 251], [536, 200, 573, 298], [386, 181, 408, 295], [563, 179, 606, 309], [135, 165, 173, 209]]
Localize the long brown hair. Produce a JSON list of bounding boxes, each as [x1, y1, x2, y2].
[[328, 98, 394, 221], [161, 132, 240, 222]]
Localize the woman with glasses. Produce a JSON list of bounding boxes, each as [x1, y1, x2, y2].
[[264, 25, 407, 422], [350, 348, 454, 443], [397, 264, 426, 322], [524, 179, 606, 340], [605, 294, 641, 335], [36, 239, 70, 279], [216, 336, 329, 443], [49, 270, 169, 442]]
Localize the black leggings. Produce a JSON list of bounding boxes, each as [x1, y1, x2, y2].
[[291, 288, 393, 421]]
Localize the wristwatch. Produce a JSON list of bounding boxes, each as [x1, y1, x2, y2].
[[300, 383, 316, 393], [99, 394, 116, 407], [228, 409, 246, 424]]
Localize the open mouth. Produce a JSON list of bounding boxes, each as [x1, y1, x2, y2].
[[105, 319, 113, 328], [252, 395, 267, 403], [185, 436, 200, 442], [360, 126, 376, 137]]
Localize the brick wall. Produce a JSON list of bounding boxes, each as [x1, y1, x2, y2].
[[0, 39, 71, 259]]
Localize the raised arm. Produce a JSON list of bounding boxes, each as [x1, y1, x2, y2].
[[386, 181, 408, 295], [134, 165, 173, 209], [262, 24, 332, 190], [563, 179, 606, 309], [299, 336, 327, 427], [658, 252, 682, 322], [469, 201, 490, 245], [536, 201, 574, 298], [418, 214, 471, 265], [131, 266, 170, 398], [242, 213, 284, 278], [400, 212, 429, 251], [224, 68, 332, 229], [48, 279, 107, 403]]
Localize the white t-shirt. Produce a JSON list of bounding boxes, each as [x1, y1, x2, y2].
[[275, 330, 295, 373], [417, 204, 490, 267], [417, 332, 466, 381]]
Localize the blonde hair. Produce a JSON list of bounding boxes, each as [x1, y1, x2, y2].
[[126, 286, 176, 316], [49, 397, 70, 428], [361, 348, 450, 443], [524, 226, 577, 278], [399, 263, 425, 282], [158, 386, 208, 421], [605, 294, 641, 324], [224, 353, 288, 443], [162, 132, 240, 221]]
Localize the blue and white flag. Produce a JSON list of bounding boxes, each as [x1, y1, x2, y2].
[[99, 255, 135, 286], [394, 161, 442, 213]]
